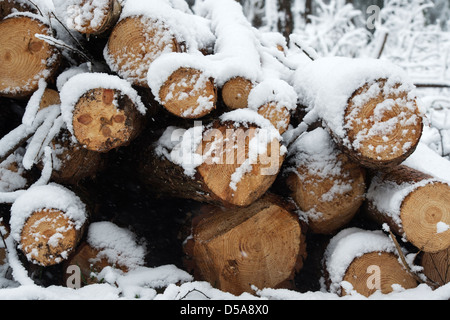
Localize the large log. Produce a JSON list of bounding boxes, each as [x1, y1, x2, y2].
[[183, 193, 307, 296], [366, 165, 450, 253], [284, 128, 366, 235], [10, 184, 88, 267], [293, 57, 424, 169], [60, 73, 147, 153], [0, 14, 61, 98], [323, 228, 418, 297], [138, 109, 285, 207]]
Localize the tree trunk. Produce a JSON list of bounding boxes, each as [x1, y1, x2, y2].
[[221, 77, 255, 110], [323, 228, 418, 297], [183, 193, 307, 296], [137, 114, 285, 207], [285, 128, 366, 235], [0, 14, 61, 98], [366, 165, 450, 253], [418, 248, 450, 287]]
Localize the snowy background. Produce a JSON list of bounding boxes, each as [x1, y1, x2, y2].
[[0, 0, 449, 300]]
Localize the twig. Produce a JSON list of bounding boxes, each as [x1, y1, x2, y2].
[[178, 288, 211, 300], [26, 0, 43, 17], [36, 34, 93, 65]]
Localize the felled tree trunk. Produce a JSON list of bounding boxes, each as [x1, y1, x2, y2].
[[105, 15, 182, 88], [0, 14, 61, 98], [221, 77, 255, 110], [366, 165, 450, 253], [137, 111, 285, 207], [62, 0, 122, 36], [183, 193, 307, 296], [323, 228, 418, 297], [285, 128, 366, 235], [418, 248, 450, 287], [10, 184, 89, 267]]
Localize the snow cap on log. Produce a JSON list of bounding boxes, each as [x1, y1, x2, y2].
[[293, 57, 424, 169]]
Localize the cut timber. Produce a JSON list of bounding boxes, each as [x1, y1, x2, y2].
[[324, 228, 418, 297], [285, 128, 366, 235], [419, 248, 450, 286], [158, 67, 217, 119], [63, 0, 122, 36], [0, 14, 61, 98], [10, 184, 88, 267], [293, 58, 423, 169], [366, 165, 450, 253], [184, 193, 306, 296], [39, 88, 61, 109], [138, 111, 285, 207], [71, 88, 144, 153], [105, 15, 182, 87], [222, 77, 254, 110], [257, 102, 291, 135]]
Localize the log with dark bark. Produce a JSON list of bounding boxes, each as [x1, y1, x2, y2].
[[418, 248, 450, 287], [0, 0, 35, 20], [183, 193, 307, 296], [0, 14, 61, 98], [366, 165, 450, 253]]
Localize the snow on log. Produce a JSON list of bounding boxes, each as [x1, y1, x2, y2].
[[104, 0, 215, 88], [293, 57, 424, 169], [63, 221, 146, 287], [10, 183, 88, 266], [54, 0, 122, 36], [0, 13, 61, 98], [418, 248, 449, 287], [138, 109, 286, 207], [148, 53, 217, 119], [366, 165, 450, 253], [323, 228, 418, 297], [0, 0, 34, 20], [284, 128, 366, 235], [60, 72, 146, 153], [183, 193, 306, 296]]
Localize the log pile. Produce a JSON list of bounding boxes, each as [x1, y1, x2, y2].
[[0, 0, 448, 298]]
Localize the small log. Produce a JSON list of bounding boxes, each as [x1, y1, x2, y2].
[[10, 184, 89, 267], [285, 128, 366, 235], [256, 102, 291, 135], [221, 77, 254, 110], [61, 0, 122, 36], [105, 15, 182, 88], [183, 193, 307, 296], [158, 67, 217, 119], [324, 228, 418, 297], [419, 248, 450, 286], [60, 73, 146, 153], [366, 165, 450, 253], [138, 110, 285, 207], [0, 14, 61, 98]]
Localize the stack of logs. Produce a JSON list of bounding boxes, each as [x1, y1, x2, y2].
[[0, 0, 449, 298]]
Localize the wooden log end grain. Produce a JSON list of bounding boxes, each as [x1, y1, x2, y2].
[[419, 248, 450, 286], [222, 77, 254, 110], [343, 79, 423, 169], [0, 14, 61, 98], [184, 194, 307, 296], [106, 15, 182, 88]]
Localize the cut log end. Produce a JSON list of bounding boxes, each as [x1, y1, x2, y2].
[[184, 194, 306, 296], [158, 67, 217, 119], [0, 15, 60, 98], [106, 16, 181, 88], [257, 102, 291, 134], [65, 0, 122, 35], [20, 209, 84, 267], [401, 182, 450, 253], [287, 153, 366, 235], [420, 248, 450, 286], [342, 252, 418, 297], [222, 77, 254, 110], [72, 88, 143, 153], [344, 79, 423, 168]]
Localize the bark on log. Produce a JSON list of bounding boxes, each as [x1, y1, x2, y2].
[[62, 0, 122, 36], [158, 67, 217, 119], [419, 248, 450, 286], [137, 113, 285, 207], [0, 14, 61, 98], [69, 87, 145, 153], [323, 228, 418, 297], [183, 193, 307, 296], [0, 0, 35, 20], [285, 128, 366, 235], [105, 15, 182, 88], [366, 165, 450, 253]]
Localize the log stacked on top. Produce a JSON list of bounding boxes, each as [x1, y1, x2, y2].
[[0, 0, 448, 297]]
